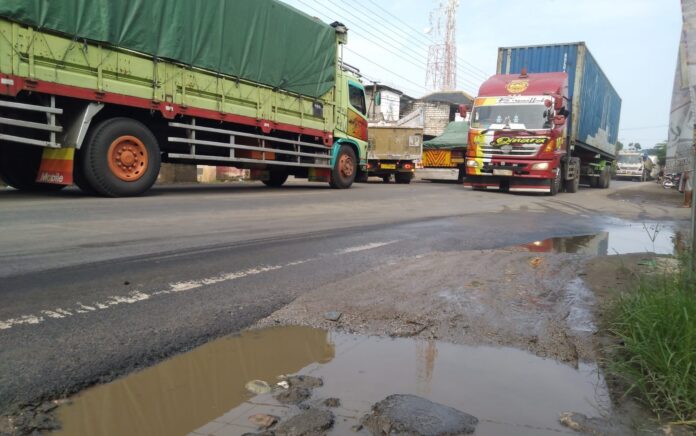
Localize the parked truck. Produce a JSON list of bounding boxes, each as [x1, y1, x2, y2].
[[465, 42, 621, 195], [615, 151, 653, 181], [0, 0, 368, 196], [420, 121, 468, 182], [364, 126, 422, 184]]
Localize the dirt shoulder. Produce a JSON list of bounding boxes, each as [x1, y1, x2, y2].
[[256, 247, 600, 366]]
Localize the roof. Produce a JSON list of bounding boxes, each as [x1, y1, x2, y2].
[[423, 121, 469, 149], [418, 91, 474, 106], [478, 72, 567, 98]]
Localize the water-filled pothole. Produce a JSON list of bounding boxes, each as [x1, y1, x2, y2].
[[519, 222, 680, 255], [52, 326, 611, 436]]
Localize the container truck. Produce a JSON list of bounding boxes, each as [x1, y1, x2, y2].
[[420, 121, 468, 182], [465, 42, 621, 195], [363, 126, 422, 184], [0, 0, 368, 196]]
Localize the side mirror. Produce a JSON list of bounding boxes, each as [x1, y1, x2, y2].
[[458, 104, 468, 119]]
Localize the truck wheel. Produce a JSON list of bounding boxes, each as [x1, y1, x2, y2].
[[382, 175, 390, 183], [262, 170, 288, 187], [394, 173, 412, 184], [0, 144, 66, 192], [329, 145, 356, 189], [79, 118, 161, 197], [565, 173, 580, 193], [548, 168, 562, 196]]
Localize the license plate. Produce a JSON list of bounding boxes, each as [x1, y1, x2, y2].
[[493, 169, 513, 176], [381, 164, 396, 170]]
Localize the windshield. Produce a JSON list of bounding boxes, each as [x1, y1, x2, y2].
[[471, 103, 550, 130], [618, 155, 642, 164]]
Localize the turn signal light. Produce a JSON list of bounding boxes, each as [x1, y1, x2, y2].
[[466, 160, 478, 167]]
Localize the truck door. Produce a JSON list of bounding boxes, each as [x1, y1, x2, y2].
[[346, 82, 368, 142]]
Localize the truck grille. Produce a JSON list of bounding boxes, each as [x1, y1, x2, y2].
[[480, 145, 541, 157]]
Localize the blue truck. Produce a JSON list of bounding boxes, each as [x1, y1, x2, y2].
[[465, 42, 621, 194]]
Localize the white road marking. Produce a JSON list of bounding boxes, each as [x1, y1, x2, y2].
[[336, 240, 397, 254], [0, 240, 396, 331]]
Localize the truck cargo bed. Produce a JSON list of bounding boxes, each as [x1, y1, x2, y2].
[[497, 42, 620, 159]]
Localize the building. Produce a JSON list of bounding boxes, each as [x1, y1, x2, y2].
[[411, 91, 474, 138], [364, 84, 403, 123]]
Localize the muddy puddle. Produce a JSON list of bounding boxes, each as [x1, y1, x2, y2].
[[53, 326, 612, 436], [519, 221, 680, 255]]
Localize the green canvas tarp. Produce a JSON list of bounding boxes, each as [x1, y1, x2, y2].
[[423, 121, 469, 149], [0, 0, 337, 98]]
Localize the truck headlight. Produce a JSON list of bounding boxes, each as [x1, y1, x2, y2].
[[531, 162, 550, 170], [466, 160, 478, 167]]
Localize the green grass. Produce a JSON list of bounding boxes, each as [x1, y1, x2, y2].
[[606, 263, 696, 422]]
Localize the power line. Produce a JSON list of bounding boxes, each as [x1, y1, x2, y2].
[[620, 124, 669, 131], [359, 0, 490, 78], [296, 0, 483, 91], [344, 47, 431, 95], [325, 0, 488, 84], [293, 0, 476, 94]]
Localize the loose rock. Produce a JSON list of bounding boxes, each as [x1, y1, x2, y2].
[[248, 413, 278, 429], [324, 311, 342, 322], [275, 408, 334, 436], [245, 380, 272, 395], [361, 394, 478, 435], [559, 411, 632, 435], [323, 398, 340, 408], [274, 386, 311, 404], [287, 375, 323, 389]]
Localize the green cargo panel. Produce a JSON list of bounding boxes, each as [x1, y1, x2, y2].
[[0, 0, 336, 98], [423, 122, 469, 149]]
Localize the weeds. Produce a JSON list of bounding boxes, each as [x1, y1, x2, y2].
[[606, 258, 696, 421]]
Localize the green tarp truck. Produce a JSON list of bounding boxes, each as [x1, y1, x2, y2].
[[419, 121, 468, 182], [0, 0, 368, 196]]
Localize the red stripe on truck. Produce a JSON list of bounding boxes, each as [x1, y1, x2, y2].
[[0, 74, 333, 146]]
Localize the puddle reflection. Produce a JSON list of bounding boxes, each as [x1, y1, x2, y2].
[[520, 222, 678, 255], [53, 326, 334, 436]]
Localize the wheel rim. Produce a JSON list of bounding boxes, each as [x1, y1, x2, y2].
[[107, 135, 149, 182], [339, 153, 354, 178]]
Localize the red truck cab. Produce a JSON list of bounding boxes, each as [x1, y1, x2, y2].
[[464, 71, 570, 194]]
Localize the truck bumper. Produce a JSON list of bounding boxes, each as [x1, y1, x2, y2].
[[464, 175, 552, 193], [366, 160, 415, 177], [416, 167, 461, 181]]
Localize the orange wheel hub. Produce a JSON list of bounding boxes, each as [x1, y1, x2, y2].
[[339, 153, 354, 178], [107, 136, 149, 182]]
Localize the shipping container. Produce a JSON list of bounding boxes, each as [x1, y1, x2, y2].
[[497, 42, 621, 158]]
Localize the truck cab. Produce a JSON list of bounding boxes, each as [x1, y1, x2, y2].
[[615, 152, 651, 181], [465, 72, 570, 194]]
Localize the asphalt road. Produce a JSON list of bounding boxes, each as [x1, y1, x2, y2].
[[0, 178, 672, 414]]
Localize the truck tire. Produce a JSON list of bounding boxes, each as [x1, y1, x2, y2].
[[548, 168, 562, 196], [565, 173, 580, 193], [394, 172, 412, 184], [0, 144, 66, 192], [262, 170, 288, 187], [355, 171, 369, 183], [79, 118, 161, 197], [329, 145, 356, 189], [382, 175, 390, 183]]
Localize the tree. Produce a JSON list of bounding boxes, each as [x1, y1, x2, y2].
[[616, 140, 624, 153], [653, 141, 667, 166]]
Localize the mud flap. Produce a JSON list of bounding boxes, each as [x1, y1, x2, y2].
[[36, 148, 74, 185], [308, 168, 330, 182]]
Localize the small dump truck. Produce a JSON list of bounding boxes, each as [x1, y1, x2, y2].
[[419, 121, 468, 182], [0, 0, 368, 196], [615, 151, 653, 181], [364, 126, 422, 184]]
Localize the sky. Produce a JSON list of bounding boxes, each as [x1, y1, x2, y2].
[[282, 0, 682, 149]]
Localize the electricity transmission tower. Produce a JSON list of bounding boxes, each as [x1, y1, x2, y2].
[[425, 0, 459, 91]]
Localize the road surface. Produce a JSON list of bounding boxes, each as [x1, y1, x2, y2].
[[0, 179, 684, 415]]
